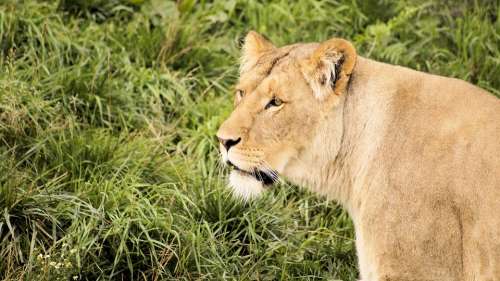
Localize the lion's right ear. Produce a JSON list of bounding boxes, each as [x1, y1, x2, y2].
[[300, 38, 357, 103], [240, 31, 276, 73]]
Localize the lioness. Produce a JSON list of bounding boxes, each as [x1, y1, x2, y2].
[[216, 31, 500, 281]]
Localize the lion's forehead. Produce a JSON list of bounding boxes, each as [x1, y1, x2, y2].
[[238, 43, 319, 90]]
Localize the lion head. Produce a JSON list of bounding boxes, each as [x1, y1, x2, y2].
[[217, 31, 357, 199]]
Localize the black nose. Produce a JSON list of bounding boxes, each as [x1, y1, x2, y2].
[[217, 137, 241, 151]]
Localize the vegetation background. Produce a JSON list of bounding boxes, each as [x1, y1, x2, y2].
[[0, 0, 498, 280]]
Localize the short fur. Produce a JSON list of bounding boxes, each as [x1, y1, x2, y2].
[[217, 31, 500, 281]]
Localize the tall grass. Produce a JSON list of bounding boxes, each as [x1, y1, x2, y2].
[[0, 0, 498, 280]]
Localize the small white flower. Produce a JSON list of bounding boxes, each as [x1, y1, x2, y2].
[[49, 261, 57, 267], [70, 249, 77, 254], [73, 276, 78, 280]]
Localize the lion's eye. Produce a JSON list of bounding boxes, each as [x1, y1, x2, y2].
[[265, 96, 284, 110], [236, 89, 245, 99]]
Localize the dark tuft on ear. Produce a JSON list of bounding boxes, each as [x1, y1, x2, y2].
[[300, 38, 356, 102], [331, 55, 345, 88]]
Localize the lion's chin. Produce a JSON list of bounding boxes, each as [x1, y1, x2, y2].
[[228, 170, 265, 200]]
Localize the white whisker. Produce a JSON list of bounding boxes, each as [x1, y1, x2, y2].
[[260, 160, 285, 185]]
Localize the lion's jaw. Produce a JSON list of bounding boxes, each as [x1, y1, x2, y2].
[[228, 169, 265, 200]]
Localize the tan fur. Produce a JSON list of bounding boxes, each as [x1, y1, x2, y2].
[[217, 32, 500, 281]]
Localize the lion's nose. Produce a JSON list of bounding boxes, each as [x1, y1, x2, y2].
[[217, 136, 241, 151]]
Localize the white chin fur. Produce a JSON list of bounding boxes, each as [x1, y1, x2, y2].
[[228, 170, 264, 200]]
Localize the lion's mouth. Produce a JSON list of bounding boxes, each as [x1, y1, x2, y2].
[[233, 166, 276, 186]]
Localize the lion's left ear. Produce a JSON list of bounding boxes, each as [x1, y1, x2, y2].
[[300, 38, 357, 101], [240, 31, 276, 74]]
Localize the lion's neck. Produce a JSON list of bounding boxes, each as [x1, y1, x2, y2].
[[285, 57, 395, 215]]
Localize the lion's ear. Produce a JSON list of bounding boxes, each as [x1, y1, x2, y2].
[[240, 31, 276, 73], [301, 38, 357, 101]]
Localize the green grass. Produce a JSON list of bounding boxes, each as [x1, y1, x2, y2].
[[0, 0, 498, 280]]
